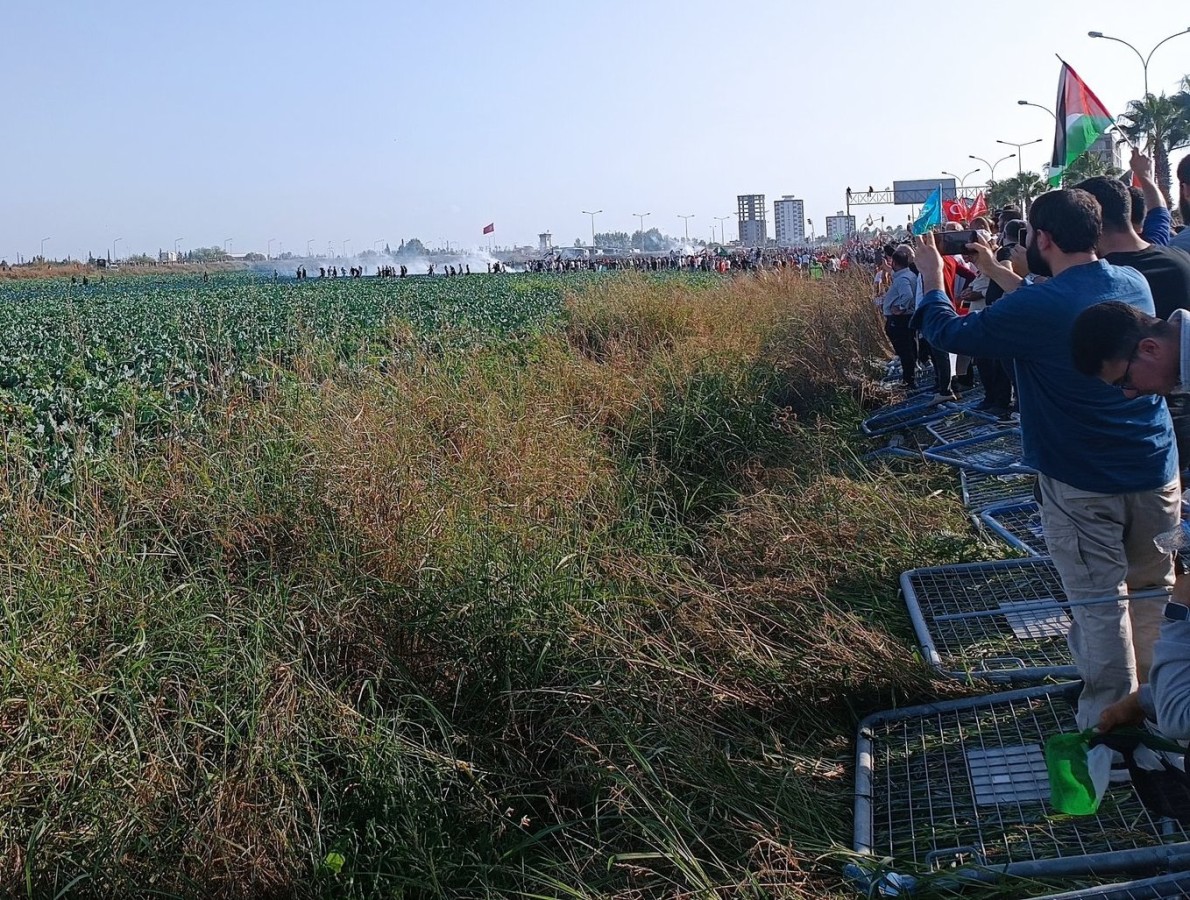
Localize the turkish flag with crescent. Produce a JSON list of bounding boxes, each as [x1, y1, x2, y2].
[[942, 198, 969, 223]]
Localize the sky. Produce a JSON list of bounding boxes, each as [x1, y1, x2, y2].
[[3, 0, 1189, 261]]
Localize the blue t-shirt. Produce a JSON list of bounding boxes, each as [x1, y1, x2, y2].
[[1142, 207, 1171, 246], [918, 259, 1175, 493]]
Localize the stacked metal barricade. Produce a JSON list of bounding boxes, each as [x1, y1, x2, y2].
[[846, 373, 1188, 898]]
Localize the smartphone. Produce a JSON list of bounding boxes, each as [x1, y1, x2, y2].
[[937, 229, 978, 256]]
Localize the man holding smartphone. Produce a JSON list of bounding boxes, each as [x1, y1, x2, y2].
[[914, 189, 1179, 731]]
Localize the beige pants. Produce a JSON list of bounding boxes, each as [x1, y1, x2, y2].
[[1038, 474, 1180, 730]]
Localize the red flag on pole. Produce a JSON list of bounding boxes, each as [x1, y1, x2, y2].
[[942, 198, 969, 223], [966, 193, 988, 221], [482, 223, 495, 235]]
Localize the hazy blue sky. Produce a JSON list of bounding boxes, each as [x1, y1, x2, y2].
[[3, 0, 1188, 260]]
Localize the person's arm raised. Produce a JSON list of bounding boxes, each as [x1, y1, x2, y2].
[[1132, 147, 1165, 213], [967, 233, 1023, 294]]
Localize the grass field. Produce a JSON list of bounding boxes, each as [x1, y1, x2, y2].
[[0, 270, 990, 898]]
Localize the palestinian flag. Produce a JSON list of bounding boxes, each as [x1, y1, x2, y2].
[[1049, 60, 1115, 186]]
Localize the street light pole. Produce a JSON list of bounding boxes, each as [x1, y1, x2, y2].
[[224, 237, 233, 255], [40, 237, 50, 259], [1089, 27, 1190, 100], [175, 237, 183, 256], [996, 138, 1043, 177], [112, 237, 122, 261], [942, 167, 981, 189], [267, 238, 276, 259], [632, 212, 651, 250], [677, 214, 694, 244], [342, 239, 351, 257], [714, 215, 731, 245], [582, 209, 602, 252], [307, 239, 314, 258], [1017, 99, 1057, 122], [969, 154, 1016, 182]]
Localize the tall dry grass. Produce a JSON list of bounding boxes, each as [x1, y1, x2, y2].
[[0, 271, 980, 898]]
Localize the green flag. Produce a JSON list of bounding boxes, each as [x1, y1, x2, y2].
[[1048, 60, 1115, 187]]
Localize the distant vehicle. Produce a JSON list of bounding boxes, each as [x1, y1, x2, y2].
[[558, 247, 590, 261]]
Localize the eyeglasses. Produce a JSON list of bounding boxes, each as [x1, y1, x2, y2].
[[1111, 349, 1139, 391]]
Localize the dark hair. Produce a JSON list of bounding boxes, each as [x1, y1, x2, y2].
[[891, 246, 914, 269], [1178, 154, 1190, 185], [882, 242, 897, 258], [1028, 189, 1102, 253], [1128, 186, 1145, 228], [1070, 300, 1170, 376], [1005, 219, 1027, 244], [1075, 176, 1132, 232], [998, 206, 1023, 225]]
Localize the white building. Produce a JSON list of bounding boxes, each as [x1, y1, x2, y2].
[[737, 193, 767, 247], [773, 196, 806, 247], [1088, 133, 1125, 171], [825, 211, 856, 242]]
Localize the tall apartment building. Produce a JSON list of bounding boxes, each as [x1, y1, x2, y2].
[[824, 211, 856, 242], [773, 196, 806, 246], [1088, 133, 1125, 171], [737, 194, 767, 246]]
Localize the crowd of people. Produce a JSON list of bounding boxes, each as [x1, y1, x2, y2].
[[522, 246, 867, 276], [873, 148, 1190, 746]]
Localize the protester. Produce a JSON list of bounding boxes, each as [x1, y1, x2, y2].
[[970, 218, 1026, 417], [1076, 175, 1190, 320], [921, 224, 978, 404], [914, 189, 1179, 731], [875, 245, 919, 387], [1078, 172, 1190, 468], [1126, 149, 1172, 246], [1072, 301, 1190, 739]]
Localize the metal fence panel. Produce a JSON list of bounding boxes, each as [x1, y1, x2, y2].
[[901, 557, 1075, 681], [982, 500, 1047, 557], [846, 684, 1190, 896], [923, 429, 1035, 475], [1028, 872, 1190, 899], [961, 470, 1036, 512], [862, 396, 963, 437], [926, 410, 1004, 445]]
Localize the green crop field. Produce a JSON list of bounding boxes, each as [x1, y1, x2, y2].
[[0, 273, 615, 478], [0, 270, 1003, 899]]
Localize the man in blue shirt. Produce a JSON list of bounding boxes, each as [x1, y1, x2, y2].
[[1073, 301, 1190, 740], [876, 245, 919, 387], [915, 189, 1180, 730]]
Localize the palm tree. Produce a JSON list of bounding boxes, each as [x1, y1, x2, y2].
[[987, 171, 1048, 212], [1060, 150, 1123, 185], [1118, 91, 1190, 207]]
